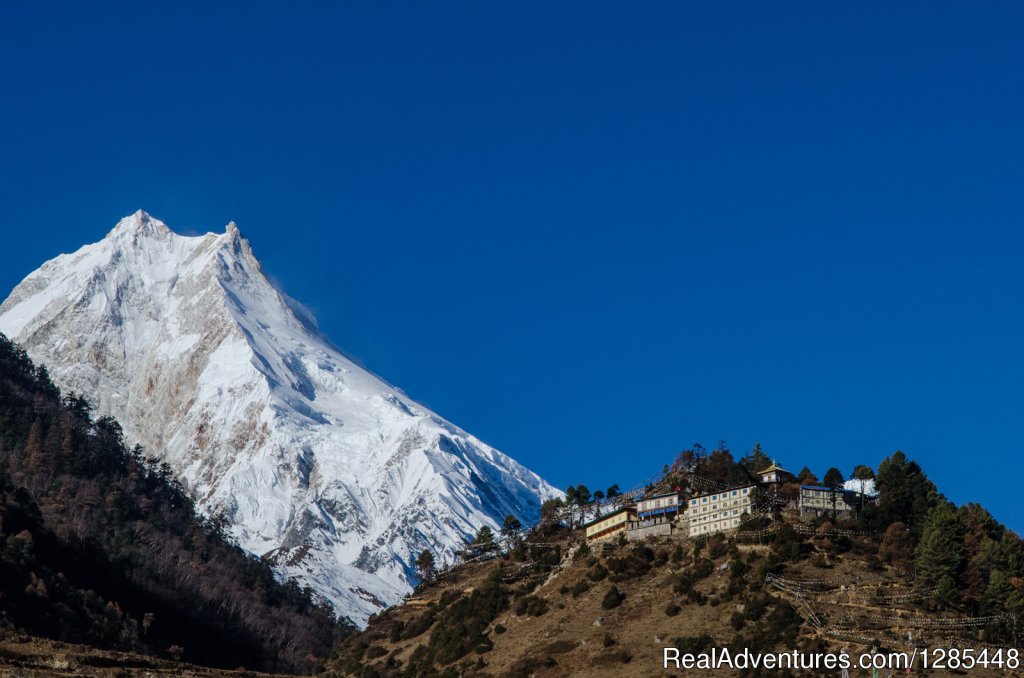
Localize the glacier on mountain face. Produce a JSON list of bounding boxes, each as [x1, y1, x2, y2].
[[0, 210, 562, 625]]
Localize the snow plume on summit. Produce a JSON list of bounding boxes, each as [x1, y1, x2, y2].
[[0, 210, 561, 625]]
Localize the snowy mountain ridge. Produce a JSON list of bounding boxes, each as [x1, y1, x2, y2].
[[0, 210, 561, 625]]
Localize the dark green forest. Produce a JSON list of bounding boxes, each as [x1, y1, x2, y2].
[[0, 332, 351, 672]]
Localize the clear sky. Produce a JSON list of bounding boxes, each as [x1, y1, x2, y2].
[[1, 3, 1022, 532]]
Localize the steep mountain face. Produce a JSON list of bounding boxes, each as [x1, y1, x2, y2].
[[0, 211, 561, 625]]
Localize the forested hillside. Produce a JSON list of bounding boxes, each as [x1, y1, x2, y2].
[[329, 444, 1024, 677], [0, 332, 351, 672]]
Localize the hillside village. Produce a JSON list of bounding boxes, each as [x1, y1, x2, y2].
[[580, 457, 874, 545], [329, 444, 1024, 678]]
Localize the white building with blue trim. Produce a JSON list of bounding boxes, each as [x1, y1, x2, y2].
[[798, 485, 861, 520], [686, 485, 756, 537], [626, 491, 682, 540]]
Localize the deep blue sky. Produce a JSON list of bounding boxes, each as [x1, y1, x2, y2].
[[1, 3, 1022, 532]]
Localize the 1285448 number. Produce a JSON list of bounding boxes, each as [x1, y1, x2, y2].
[[922, 648, 1019, 670]]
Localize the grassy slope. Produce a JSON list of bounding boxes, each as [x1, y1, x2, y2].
[[0, 634, 296, 678], [328, 512, 1020, 678]]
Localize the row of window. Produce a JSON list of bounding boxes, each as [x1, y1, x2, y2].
[[800, 496, 856, 507], [629, 517, 673, 530], [637, 495, 680, 511], [801, 507, 855, 515], [689, 517, 743, 535], [802, 489, 837, 498], [689, 487, 752, 507], [695, 498, 748, 513], [585, 514, 630, 536], [587, 523, 628, 540], [690, 508, 747, 523]]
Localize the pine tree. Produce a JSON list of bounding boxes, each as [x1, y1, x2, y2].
[[871, 451, 940, 537], [23, 420, 48, 475], [470, 526, 498, 557], [983, 569, 1013, 615], [935, 575, 959, 607], [740, 443, 771, 474], [415, 549, 436, 584], [796, 466, 818, 484], [564, 486, 578, 505], [500, 515, 522, 551], [574, 484, 591, 505], [822, 467, 845, 515], [823, 467, 844, 489], [915, 503, 965, 599], [539, 497, 564, 525], [851, 464, 875, 480]]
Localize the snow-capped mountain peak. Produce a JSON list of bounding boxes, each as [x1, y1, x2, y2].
[[0, 212, 561, 625]]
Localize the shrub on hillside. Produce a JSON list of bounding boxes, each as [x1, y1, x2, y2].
[[544, 640, 577, 655], [401, 609, 438, 640], [513, 595, 549, 617], [601, 585, 625, 609], [606, 545, 655, 581], [771, 524, 805, 561], [707, 534, 729, 559], [743, 594, 771, 621], [415, 569, 510, 667], [672, 634, 714, 655], [570, 581, 590, 597]]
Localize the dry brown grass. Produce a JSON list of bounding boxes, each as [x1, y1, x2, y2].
[[331, 530, 1021, 678], [0, 634, 286, 678]]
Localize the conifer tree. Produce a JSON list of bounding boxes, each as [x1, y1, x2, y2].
[[539, 497, 564, 525], [796, 466, 818, 484], [740, 443, 771, 474], [870, 451, 940, 537], [573, 484, 591, 505], [470, 525, 498, 557], [823, 467, 844, 489], [500, 515, 522, 551], [23, 420, 46, 473], [851, 464, 875, 480], [415, 549, 436, 583], [915, 503, 965, 600]]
